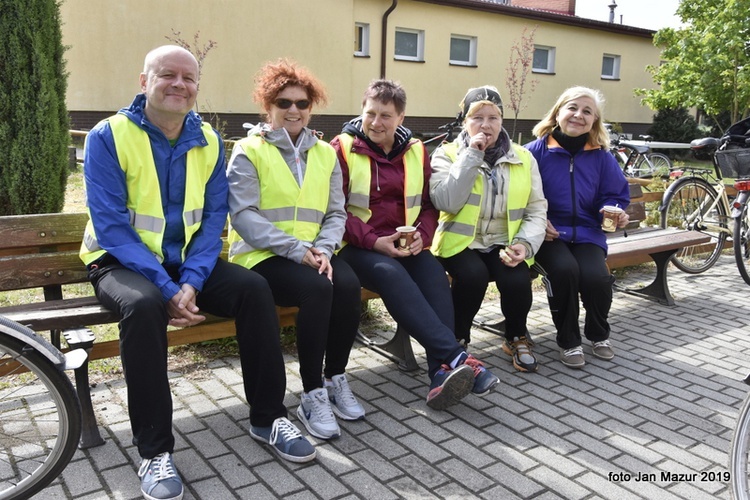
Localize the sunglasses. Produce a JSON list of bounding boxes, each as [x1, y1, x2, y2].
[[274, 98, 311, 110]]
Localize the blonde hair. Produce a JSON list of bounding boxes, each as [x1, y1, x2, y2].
[[532, 86, 610, 148]]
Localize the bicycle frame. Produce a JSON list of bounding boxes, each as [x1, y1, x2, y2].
[[661, 177, 734, 237]]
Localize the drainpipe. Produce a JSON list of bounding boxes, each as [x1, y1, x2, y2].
[[381, 0, 398, 79]]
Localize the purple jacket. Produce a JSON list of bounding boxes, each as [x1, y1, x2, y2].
[[525, 135, 629, 252]]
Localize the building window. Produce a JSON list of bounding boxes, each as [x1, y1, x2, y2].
[[532, 45, 555, 74], [395, 28, 424, 62], [450, 35, 477, 66], [354, 23, 370, 57], [602, 54, 621, 79]]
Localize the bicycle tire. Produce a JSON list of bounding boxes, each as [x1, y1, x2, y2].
[[734, 199, 750, 285], [646, 152, 673, 176], [731, 390, 750, 500], [660, 176, 727, 273], [0, 330, 81, 500]]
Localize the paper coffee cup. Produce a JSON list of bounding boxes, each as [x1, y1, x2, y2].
[[396, 225, 417, 251], [601, 205, 623, 233]]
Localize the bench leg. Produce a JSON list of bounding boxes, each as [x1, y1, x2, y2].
[[472, 318, 506, 336], [613, 249, 677, 306], [62, 328, 105, 449], [356, 325, 419, 372], [73, 361, 105, 449]]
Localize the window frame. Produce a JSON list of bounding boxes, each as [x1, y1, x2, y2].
[[354, 22, 370, 57], [449, 34, 477, 67], [394, 27, 425, 62], [601, 53, 621, 80], [532, 45, 556, 74]]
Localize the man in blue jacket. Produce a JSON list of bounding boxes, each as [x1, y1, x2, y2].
[[80, 45, 315, 500]]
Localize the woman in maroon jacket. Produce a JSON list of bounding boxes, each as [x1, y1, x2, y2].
[[330, 79, 499, 411]]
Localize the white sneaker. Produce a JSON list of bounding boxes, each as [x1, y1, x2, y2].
[[296, 388, 341, 440], [327, 374, 365, 421]]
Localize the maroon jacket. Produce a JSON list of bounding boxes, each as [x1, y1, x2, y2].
[[330, 119, 438, 250]]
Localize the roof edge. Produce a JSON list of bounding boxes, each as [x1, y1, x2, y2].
[[411, 0, 655, 38]]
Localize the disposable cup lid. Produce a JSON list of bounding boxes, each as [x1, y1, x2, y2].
[[602, 205, 623, 213], [397, 225, 417, 232]]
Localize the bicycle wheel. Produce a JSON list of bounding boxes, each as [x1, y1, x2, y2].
[[646, 152, 673, 176], [731, 390, 750, 500], [660, 176, 728, 273], [0, 329, 81, 499], [734, 199, 750, 285]]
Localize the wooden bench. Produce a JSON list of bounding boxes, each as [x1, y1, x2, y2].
[[0, 212, 409, 449], [474, 182, 705, 334]]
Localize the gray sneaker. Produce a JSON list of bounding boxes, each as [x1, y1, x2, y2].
[[138, 452, 183, 500], [327, 374, 365, 421], [592, 339, 615, 360], [561, 346, 585, 369], [250, 417, 316, 463], [297, 388, 341, 439]]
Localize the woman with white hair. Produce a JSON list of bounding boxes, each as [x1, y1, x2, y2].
[[430, 85, 547, 373], [525, 86, 630, 369]]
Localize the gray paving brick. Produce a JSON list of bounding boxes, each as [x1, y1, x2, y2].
[[340, 469, 399, 499]]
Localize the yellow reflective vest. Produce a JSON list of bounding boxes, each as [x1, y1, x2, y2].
[[80, 113, 219, 265], [228, 135, 336, 268], [432, 140, 534, 265], [336, 133, 424, 225]]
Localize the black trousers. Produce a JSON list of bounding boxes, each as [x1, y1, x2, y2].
[[89, 258, 287, 459], [534, 240, 614, 349], [253, 255, 361, 393], [438, 247, 532, 344]]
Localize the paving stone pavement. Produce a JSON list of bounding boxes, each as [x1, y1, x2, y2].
[[39, 256, 750, 499]]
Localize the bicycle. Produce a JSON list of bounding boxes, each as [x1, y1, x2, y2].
[[658, 133, 750, 275], [422, 115, 461, 155], [0, 315, 86, 499], [610, 133, 674, 178]]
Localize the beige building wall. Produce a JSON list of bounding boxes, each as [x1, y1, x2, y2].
[[60, 0, 661, 131]]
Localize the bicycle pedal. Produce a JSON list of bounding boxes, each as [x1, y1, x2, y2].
[[62, 327, 95, 350]]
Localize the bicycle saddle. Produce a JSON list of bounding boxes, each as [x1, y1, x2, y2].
[[690, 137, 721, 150]]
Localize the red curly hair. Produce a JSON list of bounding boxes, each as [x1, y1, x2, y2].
[[253, 59, 328, 114]]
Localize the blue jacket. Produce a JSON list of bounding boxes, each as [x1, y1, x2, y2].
[[83, 93, 227, 301], [524, 135, 629, 252]]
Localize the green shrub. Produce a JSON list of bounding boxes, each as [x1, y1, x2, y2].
[[0, 0, 69, 215]]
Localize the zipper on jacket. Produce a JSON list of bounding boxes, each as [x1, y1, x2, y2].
[[569, 155, 577, 242]]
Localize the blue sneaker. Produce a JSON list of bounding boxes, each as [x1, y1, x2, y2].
[[250, 417, 316, 463], [457, 352, 500, 396], [138, 452, 183, 500], [426, 363, 474, 410]]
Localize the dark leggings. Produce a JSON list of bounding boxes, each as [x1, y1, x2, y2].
[[338, 245, 463, 379], [439, 247, 532, 344], [89, 258, 286, 459], [252, 255, 361, 392], [534, 240, 615, 349]]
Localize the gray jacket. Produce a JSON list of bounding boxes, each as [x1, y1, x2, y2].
[[227, 123, 347, 264], [430, 129, 547, 257]]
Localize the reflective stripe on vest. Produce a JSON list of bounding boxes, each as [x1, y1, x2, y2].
[[227, 135, 336, 269], [336, 133, 424, 225], [79, 113, 219, 265], [432, 140, 534, 264]]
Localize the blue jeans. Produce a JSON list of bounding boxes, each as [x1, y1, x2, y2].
[[338, 246, 463, 379]]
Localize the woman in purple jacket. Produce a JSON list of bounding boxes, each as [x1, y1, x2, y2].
[[525, 86, 629, 369]]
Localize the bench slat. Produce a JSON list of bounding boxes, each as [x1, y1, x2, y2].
[[0, 213, 88, 251], [0, 251, 89, 290]]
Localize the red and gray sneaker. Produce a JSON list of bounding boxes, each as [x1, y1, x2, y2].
[[457, 352, 500, 396], [425, 363, 474, 410]]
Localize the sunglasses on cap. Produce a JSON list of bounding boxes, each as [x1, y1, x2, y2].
[[274, 98, 311, 110]]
